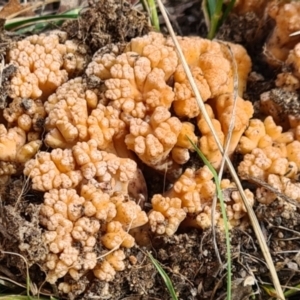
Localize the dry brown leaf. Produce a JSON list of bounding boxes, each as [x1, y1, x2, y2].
[[0, 0, 23, 18]]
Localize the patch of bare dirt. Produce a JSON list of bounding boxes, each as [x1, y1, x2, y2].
[[0, 178, 47, 291], [62, 0, 150, 54]]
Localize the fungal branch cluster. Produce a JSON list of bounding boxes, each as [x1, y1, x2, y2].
[[2, 2, 300, 292]]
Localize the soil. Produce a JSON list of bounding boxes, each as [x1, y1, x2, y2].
[[1, 0, 300, 299]]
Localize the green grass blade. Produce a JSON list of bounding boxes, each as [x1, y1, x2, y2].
[[206, 0, 216, 18], [0, 296, 31, 300], [201, 0, 211, 32], [204, 0, 236, 39], [5, 9, 79, 31], [0, 296, 57, 300], [187, 137, 232, 300], [284, 284, 300, 298], [220, 0, 236, 26], [206, 0, 224, 39], [147, 252, 178, 300], [263, 282, 300, 298], [141, 0, 159, 31]]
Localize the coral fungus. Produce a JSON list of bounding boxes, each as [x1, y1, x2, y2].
[[8, 31, 87, 100], [265, 1, 300, 65], [0, 29, 256, 290], [149, 166, 254, 233], [238, 116, 300, 204]]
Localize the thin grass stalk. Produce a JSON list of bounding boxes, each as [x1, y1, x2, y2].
[[203, 0, 236, 39], [147, 252, 178, 300], [188, 139, 232, 299], [220, 0, 236, 26], [155, 0, 285, 298], [5, 16, 78, 32]]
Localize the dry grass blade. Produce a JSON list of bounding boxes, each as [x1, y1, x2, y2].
[[217, 43, 238, 179], [155, 0, 285, 298], [210, 43, 238, 268]]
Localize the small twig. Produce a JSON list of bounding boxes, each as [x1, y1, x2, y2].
[[210, 272, 227, 300], [242, 174, 300, 209], [236, 228, 257, 253], [240, 251, 268, 267], [266, 224, 300, 237]]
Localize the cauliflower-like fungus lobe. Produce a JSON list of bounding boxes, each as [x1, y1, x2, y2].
[[0, 124, 42, 182], [125, 106, 182, 168], [86, 31, 251, 122], [265, 1, 300, 65], [238, 116, 298, 178], [40, 182, 148, 284], [238, 116, 300, 203], [148, 195, 187, 236], [23, 148, 83, 191], [275, 43, 300, 92], [148, 166, 254, 233], [198, 95, 253, 168], [44, 77, 98, 148], [84, 32, 252, 169], [23, 139, 137, 193], [195, 184, 254, 229], [86, 41, 176, 120], [101, 221, 135, 249], [8, 31, 87, 100], [256, 174, 300, 205], [0, 161, 18, 184], [165, 166, 215, 214], [93, 250, 126, 282], [72, 140, 137, 194], [126, 31, 178, 81], [41, 188, 100, 284], [80, 183, 117, 222], [111, 194, 148, 229], [3, 98, 46, 133], [219, 179, 254, 228], [87, 103, 126, 152], [172, 37, 251, 118]]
